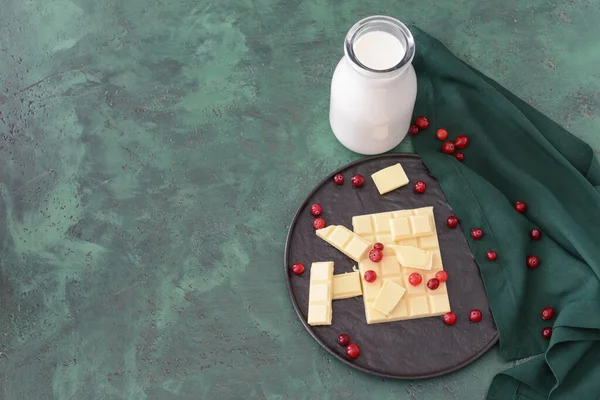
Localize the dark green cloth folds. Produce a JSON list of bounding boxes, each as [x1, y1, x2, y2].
[[410, 27, 600, 400]]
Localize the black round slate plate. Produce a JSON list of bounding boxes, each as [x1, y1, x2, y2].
[[284, 153, 498, 379]]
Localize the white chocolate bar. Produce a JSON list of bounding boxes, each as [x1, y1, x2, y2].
[[372, 280, 406, 315], [391, 245, 433, 270], [332, 271, 363, 300], [307, 262, 333, 326], [371, 163, 410, 195], [316, 225, 371, 262]]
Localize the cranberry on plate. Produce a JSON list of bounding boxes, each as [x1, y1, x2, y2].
[[408, 272, 422, 286], [435, 270, 448, 283], [313, 218, 326, 230], [364, 270, 377, 283], [346, 343, 361, 359], [351, 174, 365, 188], [427, 278, 440, 290], [373, 242, 384, 251], [415, 116, 429, 130], [446, 216, 458, 228], [337, 333, 350, 347], [291, 263, 305, 275], [469, 309, 482, 322], [368, 248, 383, 263], [443, 312, 457, 325], [414, 181, 427, 193], [333, 174, 344, 185], [310, 203, 322, 216]]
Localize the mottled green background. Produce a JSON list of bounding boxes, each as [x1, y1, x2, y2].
[[0, 0, 599, 399]]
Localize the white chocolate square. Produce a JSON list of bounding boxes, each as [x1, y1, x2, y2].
[[332, 272, 362, 300], [371, 163, 410, 195], [372, 280, 406, 315], [392, 246, 433, 270]]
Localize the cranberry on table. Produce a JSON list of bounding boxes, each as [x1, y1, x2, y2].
[[414, 181, 427, 193], [530, 228, 542, 240], [542, 327, 552, 339], [436, 128, 448, 141], [368, 248, 383, 263], [514, 201, 527, 213], [443, 312, 457, 325], [454, 135, 469, 149], [310, 203, 322, 216], [351, 174, 365, 188], [435, 270, 448, 283], [333, 174, 344, 185], [346, 343, 361, 359], [373, 242, 384, 251], [291, 263, 305, 275], [415, 116, 429, 130], [469, 309, 482, 322], [527, 255, 540, 268], [486, 250, 497, 261], [471, 228, 483, 240], [442, 141, 455, 154], [541, 307, 554, 320], [427, 278, 440, 290], [408, 272, 422, 286], [313, 218, 326, 230], [337, 333, 350, 347], [408, 125, 419, 135], [455, 152, 465, 162], [446, 215, 459, 228], [364, 270, 377, 283]]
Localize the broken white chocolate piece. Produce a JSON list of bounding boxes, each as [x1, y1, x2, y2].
[[307, 262, 333, 326], [332, 271, 362, 300], [372, 280, 406, 315], [316, 225, 371, 262], [371, 163, 409, 195], [392, 245, 433, 270]]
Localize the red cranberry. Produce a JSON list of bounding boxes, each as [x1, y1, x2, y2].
[[427, 278, 440, 290], [408, 125, 419, 135], [436, 128, 448, 141], [542, 327, 552, 339], [408, 272, 422, 286], [351, 174, 365, 188], [291, 263, 305, 275], [469, 309, 482, 322], [333, 174, 344, 185], [313, 218, 326, 230], [415, 116, 429, 130], [364, 270, 377, 283], [373, 242, 384, 251], [515, 201, 527, 213], [443, 312, 457, 325], [414, 181, 427, 193], [310, 203, 322, 216], [446, 216, 458, 228], [527, 255, 539, 268], [454, 135, 469, 149], [530, 229, 542, 240], [486, 250, 497, 261], [337, 333, 350, 346], [346, 343, 361, 358], [442, 142, 455, 154], [471, 228, 483, 240], [368, 248, 383, 263], [435, 270, 448, 283], [455, 152, 465, 162], [541, 307, 554, 320]]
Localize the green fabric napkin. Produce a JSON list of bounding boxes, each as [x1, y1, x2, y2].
[[409, 27, 600, 400]]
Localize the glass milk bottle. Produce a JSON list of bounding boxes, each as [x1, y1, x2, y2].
[[329, 16, 417, 155]]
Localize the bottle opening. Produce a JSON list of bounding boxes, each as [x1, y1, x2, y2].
[[345, 16, 415, 74]]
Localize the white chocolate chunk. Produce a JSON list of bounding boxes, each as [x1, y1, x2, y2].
[[332, 271, 363, 300], [316, 225, 371, 262], [372, 280, 406, 315], [392, 245, 433, 270], [371, 163, 410, 195], [307, 262, 333, 326]]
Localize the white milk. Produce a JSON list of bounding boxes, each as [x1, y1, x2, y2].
[[329, 17, 417, 155]]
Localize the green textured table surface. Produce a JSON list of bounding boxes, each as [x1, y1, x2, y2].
[[1, 1, 599, 399]]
